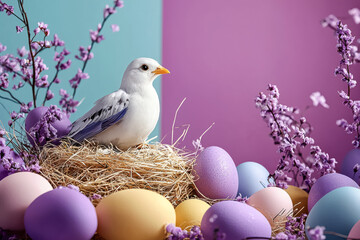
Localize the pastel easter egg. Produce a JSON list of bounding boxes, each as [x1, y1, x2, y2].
[[348, 219, 360, 239], [247, 187, 293, 228], [192, 146, 238, 199], [341, 149, 360, 184], [175, 199, 210, 230], [284, 185, 308, 215], [96, 189, 175, 240], [24, 188, 97, 240], [308, 173, 358, 212], [0, 172, 53, 230], [236, 161, 270, 197], [201, 201, 271, 240], [25, 106, 71, 146], [306, 187, 360, 240]]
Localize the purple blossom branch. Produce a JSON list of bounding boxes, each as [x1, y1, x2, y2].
[[0, 1, 23, 23], [256, 84, 336, 191], [0, 0, 124, 127], [42, 69, 60, 105], [0, 61, 25, 79], [18, 1, 38, 108], [323, 14, 360, 147], [72, 0, 123, 99], [337, 22, 353, 97]]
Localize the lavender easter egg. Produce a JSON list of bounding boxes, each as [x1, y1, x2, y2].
[[25, 106, 71, 146], [341, 149, 360, 184], [0, 145, 24, 181], [0, 172, 53, 231], [308, 173, 359, 212], [192, 146, 238, 199], [24, 188, 97, 240], [201, 201, 271, 239]]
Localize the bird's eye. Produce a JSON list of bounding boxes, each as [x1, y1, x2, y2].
[[140, 64, 149, 71]]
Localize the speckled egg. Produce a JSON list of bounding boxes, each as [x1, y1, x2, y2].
[[192, 146, 238, 199], [25, 106, 71, 146], [201, 201, 271, 239], [247, 187, 293, 227], [96, 189, 175, 240], [175, 199, 210, 230], [0, 172, 53, 231], [24, 188, 98, 240]]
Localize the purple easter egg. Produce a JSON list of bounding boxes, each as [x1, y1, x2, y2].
[[201, 201, 271, 239], [25, 106, 71, 146], [192, 146, 238, 199], [0, 145, 24, 181], [24, 188, 97, 240], [308, 173, 359, 212], [341, 149, 360, 184]]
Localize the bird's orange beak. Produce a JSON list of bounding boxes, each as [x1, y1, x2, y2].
[[152, 66, 170, 75]]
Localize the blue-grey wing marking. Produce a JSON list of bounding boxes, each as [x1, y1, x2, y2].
[[68, 89, 130, 142], [72, 108, 128, 142]]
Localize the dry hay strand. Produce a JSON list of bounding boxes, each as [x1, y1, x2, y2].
[[38, 140, 197, 206]]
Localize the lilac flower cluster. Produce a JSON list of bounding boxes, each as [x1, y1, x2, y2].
[[27, 105, 63, 147], [321, 11, 360, 148], [255, 84, 336, 191], [235, 193, 249, 203], [0, 0, 123, 122], [274, 214, 307, 240], [0, 128, 40, 175], [332, 22, 360, 147], [165, 224, 204, 240], [307, 226, 326, 240], [59, 89, 79, 117], [0, 130, 25, 175]]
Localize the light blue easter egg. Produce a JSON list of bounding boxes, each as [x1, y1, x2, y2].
[[236, 161, 270, 197], [306, 186, 360, 240]]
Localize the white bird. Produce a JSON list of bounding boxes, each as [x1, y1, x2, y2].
[[68, 57, 170, 149]]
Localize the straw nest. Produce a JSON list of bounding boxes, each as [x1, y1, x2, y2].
[[38, 140, 197, 206]]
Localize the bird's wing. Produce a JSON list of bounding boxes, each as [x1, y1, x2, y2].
[[68, 89, 130, 142]]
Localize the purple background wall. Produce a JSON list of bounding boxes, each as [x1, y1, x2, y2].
[[161, 0, 360, 172]]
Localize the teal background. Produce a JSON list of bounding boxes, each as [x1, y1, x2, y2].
[[0, 0, 163, 141]]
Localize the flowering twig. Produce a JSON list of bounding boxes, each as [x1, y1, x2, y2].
[[255, 84, 336, 191], [322, 12, 360, 147], [72, 0, 123, 99]]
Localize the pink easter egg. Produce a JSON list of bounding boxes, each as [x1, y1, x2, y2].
[[348, 219, 360, 239], [247, 187, 293, 227], [0, 172, 53, 231]]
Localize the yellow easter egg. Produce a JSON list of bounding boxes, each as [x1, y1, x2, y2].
[[96, 189, 175, 240], [284, 185, 308, 215], [175, 199, 210, 230]]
